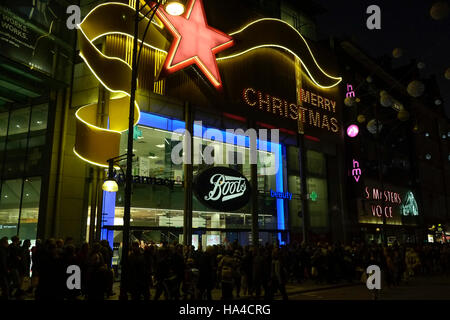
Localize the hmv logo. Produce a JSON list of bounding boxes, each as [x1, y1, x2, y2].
[[346, 84, 356, 98], [195, 167, 251, 212], [205, 174, 247, 202], [352, 159, 362, 182]]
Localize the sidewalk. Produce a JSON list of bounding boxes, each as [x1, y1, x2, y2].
[[106, 280, 361, 300]]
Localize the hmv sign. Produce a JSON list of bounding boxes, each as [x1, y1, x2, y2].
[[194, 167, 251, 212]]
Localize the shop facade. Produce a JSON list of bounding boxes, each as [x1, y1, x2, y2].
[[71, 0, 347, 247]]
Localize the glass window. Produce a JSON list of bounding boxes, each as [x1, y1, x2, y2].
[[0, 112, 8, 137], [18, 177, 41, 241], [112, 119, 283, 234], [30, 104, 48, 131], [288, 174, 302, 228], [27, 135, 46, 148], [0, 179, 22, 238], [307, 150, 326, 177], [8, 107, 30, 136], [307, 177, 329, 228]]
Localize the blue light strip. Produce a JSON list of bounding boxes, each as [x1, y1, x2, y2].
[[101, 190, 116, 246], [276, 143, 285, 245]]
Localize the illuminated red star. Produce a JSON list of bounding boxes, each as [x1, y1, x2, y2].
[[155, 0, 234, 90]]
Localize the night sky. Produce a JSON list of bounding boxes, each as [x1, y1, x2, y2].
[[314, 0, 450, 118]]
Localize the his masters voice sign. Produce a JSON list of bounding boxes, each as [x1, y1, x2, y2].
[[194, 167, 251, 212]]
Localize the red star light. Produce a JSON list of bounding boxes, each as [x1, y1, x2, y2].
[[155, 0, 234, 89]]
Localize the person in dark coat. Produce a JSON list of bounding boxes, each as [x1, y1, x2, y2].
[[0, 237, 9, 300], [268, 248, 288, 300], [154, 247, 170, 300], [250, 247, 264, 298], [218, 250, 235, 300], [86, 242, 106, 300], [62, 244, 80, 300], [128, 241, 150, 300], [100, 240, 115, 297], [197, 247, 214, 300], [76, 242, 89, 297], [35, 239, 65, 300], [241, 246, 253, 296], [8, 236, 24, 298], [21, 240, 32, 279]]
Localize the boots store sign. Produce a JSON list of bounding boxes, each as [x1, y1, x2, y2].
[[194, 167, 251, 212]]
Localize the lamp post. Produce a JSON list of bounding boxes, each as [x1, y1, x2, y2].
[[374, 102, 388, 246], [116, 0, 185, 300]]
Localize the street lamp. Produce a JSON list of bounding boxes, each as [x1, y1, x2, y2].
[[102, 179, 119, 193], [102, 155, 129, 192], [118, 0, 185, 300], [165, 0, 186, 16]]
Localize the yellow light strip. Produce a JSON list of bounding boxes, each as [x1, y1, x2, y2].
[[75, 7, 145, 167], [77, 52, 142, 129], [90, 32, 168, 54], [80, 2, 163, 29], [218, 44, 341, 89], [74, 147, 109, 168], [230, 17, 341, 81], [218, 18, 342, 88], [78, 26, 133, 72]]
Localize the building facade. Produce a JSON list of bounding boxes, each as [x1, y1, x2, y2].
[[0, 0, 448, 249], [338, 41, 450, 244], [0, 1, 76, 244]]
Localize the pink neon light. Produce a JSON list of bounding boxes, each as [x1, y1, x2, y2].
[[347, 124, 359, 138], [352, 159, 361, 182]]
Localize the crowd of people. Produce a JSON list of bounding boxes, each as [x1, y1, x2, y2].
[[1, 235, 450, 300]]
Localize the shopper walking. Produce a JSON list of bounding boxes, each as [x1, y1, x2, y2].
[[0, 237, 9, 300], [218, 250, 235, 300]]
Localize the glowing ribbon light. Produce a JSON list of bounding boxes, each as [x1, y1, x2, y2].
[[217, 18, 342, 89], [75, 2, 169, 167]]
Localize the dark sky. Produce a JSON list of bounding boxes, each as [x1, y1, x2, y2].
[[314, 0, 450, 118]]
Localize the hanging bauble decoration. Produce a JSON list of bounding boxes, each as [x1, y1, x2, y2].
[[417, 62, 426, 69], [366, 76, 373, 83], [430, 1, 449, 20], [407, 80, 425, 97], [435, 99, 442, 106], [357, 115, 366, 123], [445, 68, 450, 80], [380, 94, 393, 107], [344, 96, 356, 107], [392, 48, 403, 58], [398, 109, 410, 121], [367, 119, 383, 134]]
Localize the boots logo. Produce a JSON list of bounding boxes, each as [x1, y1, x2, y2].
[[195, 167, 251, 211], [205, 174, 247, 202]]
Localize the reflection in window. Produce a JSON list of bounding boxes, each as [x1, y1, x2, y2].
[[8, 108, 30, 136], [0, 178, 41, 241], [19, 178, 41, 241], [30, 104, 48, 131], [0, 112, 8, 137]]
